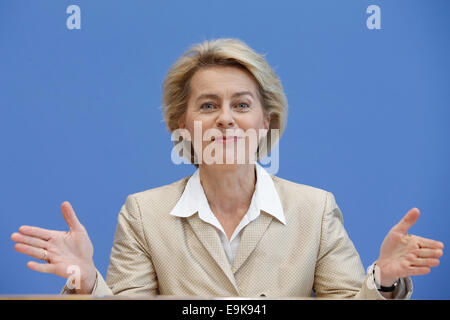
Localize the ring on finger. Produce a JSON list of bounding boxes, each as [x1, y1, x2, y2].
[[42, 248, 48, 262]]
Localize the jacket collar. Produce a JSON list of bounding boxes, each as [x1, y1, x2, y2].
[[169, 162, 286, 225]]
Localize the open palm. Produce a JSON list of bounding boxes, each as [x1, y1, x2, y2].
[[376, 208, 444, 286], [11, 201, 97, 293]]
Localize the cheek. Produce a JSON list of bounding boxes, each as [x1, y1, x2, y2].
[[238, 114, 267, 132], [184, 119, 215, 143]]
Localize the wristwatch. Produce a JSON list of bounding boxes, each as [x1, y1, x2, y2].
[[373, 264, 399, 292], [378, 281, 398, 292]]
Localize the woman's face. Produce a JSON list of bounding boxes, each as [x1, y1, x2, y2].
[[178, 66, 270, 166]]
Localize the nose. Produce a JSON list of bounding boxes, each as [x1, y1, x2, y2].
[[215, 105, 236, 129]]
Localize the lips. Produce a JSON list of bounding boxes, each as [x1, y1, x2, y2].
[[211, 136, 242, 142]]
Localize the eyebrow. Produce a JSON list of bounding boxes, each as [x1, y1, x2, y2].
[[195, 91, 255, 103]]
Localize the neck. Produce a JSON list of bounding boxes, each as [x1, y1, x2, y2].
[[198, 163, 256, 216]]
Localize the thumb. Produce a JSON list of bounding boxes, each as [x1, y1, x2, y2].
[[392, 208, 420, 234], [61, 201, 83, 231]]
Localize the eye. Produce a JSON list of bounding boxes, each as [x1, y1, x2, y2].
[[200, 103, 216, 111], [235, 103, 249, 110]]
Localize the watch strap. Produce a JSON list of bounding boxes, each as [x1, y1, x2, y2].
[[378, 281, 398, 292], [372, 263, 399, 292]]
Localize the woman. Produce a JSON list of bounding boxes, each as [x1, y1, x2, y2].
[[11, 38, 444, 299]]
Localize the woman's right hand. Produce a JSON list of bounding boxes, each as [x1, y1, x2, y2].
[[11, 201, 97, 294]]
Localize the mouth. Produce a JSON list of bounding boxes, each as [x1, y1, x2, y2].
[[211, 136, 242, 143]]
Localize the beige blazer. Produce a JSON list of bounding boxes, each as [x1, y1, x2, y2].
[[63, 173, 412, 298]]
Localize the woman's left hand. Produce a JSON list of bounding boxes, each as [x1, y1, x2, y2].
[[376, 208, 444, 286]]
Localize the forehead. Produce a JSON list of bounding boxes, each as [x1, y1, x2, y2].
[[189, 66, 259, 97]]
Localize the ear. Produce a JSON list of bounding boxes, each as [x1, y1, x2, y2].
[[177, 116, 185, 129], [264, 113, 271, 131], [258, 114, 271, 141]]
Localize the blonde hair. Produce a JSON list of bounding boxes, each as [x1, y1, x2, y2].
[[161, 38, 288, 166]]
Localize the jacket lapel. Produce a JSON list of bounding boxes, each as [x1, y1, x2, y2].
[[231, 211, 274, 273], [186, 214, 239, 293]]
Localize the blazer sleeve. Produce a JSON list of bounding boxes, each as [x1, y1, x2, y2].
[[313, 192, 413, 299], [61, 195, 158, 296], [99, 195, 159, 296]]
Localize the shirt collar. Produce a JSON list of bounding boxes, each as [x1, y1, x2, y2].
[[169, 162, 286, 225]]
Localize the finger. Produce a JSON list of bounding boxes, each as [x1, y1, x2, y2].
[[414, 235, 444, 249], [18, 225, 54, 241], [411, 258, 440, 268], [392, 208, 420, 234], [414, 248, 444, 259], [407, 266, 431, 276], [27, 261, 55, 274], [14, 243, 49, 261], [11, 232, 47, 249], [61, 201, 82, 231]]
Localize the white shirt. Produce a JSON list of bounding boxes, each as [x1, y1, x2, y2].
[[169, 162, 286, 264]]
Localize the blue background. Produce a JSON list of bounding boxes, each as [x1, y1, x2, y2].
[[1, 0, 449, 299]]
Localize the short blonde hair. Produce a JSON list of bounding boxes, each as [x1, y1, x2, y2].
[[161, 38, 288, 166]]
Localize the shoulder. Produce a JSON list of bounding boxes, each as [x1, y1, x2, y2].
[[124, 175, 191, 216], [271, 174, 328, 201], [133, 175, 190, 198], [270, 175, 337, 216]]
